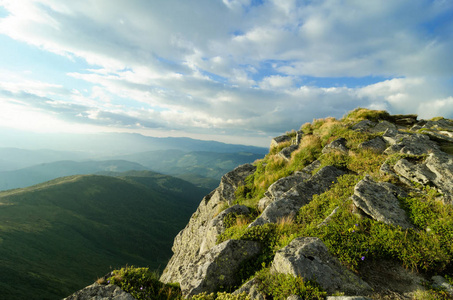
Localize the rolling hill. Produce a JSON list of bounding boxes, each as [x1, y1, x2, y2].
[[0, 160, 149, 191], [0, 171, 209, 299]]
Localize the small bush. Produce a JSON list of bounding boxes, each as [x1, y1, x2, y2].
[[255, 268, 326, 300], [343, 107, 390, 123], [106, 266, 182, 300]]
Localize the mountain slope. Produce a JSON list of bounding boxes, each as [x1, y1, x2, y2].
[[71, 108, 453, 300], [0, 160, 149, 191], [0, 171, 208, 299]]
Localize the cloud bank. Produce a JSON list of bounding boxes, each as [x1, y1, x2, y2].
[[0, 0, 452, 146]]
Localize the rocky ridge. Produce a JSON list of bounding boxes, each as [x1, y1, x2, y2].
[[66, 108, 453, 300]]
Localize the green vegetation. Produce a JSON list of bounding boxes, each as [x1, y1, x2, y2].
[[254, 268, 326, 300], [217, 109, 453, 298], [104, 266, 182, 300], [0, 171, 207, 300]]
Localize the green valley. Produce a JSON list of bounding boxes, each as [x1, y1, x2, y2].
[[0, 171, 208, 299]]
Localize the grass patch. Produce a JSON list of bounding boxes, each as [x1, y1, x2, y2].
[[254, 268, 326, 300], [105, 266, 182, 300]]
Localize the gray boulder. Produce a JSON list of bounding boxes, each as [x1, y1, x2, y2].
[[180, 239, 262, 297], [63, 283, 135, 300], [358, 136, 387, 153], [219, 164, 257, 205], [301, 160, 321, 175], [250, 166, 345, 227], [200, 204, 251, 254], [351, 120, 376, 132], [272, 237, 372, 295], [322, 138, 349, 154], [271, 134, 292, 148], [351, 176, 412, 229], [384, 133, 439, 155], [278, 144, 299, 161], [160, 164, 256, 284], [370, 120, 397, 134], [391, 151, 453, 203]]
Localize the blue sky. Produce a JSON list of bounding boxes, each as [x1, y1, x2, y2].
[[0, 0, 452, 147]]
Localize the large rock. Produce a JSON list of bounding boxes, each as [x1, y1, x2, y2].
[[271, 134, 292, 148], [250, 166, 345, 227], [393, 152, 453, 203], [351, 176, 412, 229], [272, 237, 372, 295], [278, 144, 299, 161], [160, 164, 256, 284], [63, 283, 135, 300], [384, 133, 439, 156], [322, 138, 348, 154], [200, 204, 251, 253], [358, 136, 387, 153], [258, 171, 311, 211], [180, 239, 262, 297]]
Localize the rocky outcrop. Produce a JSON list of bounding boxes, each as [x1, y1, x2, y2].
[[278, 144, 299, 161], [250, 166, 345, 227], [322, 137, 349, 154], [63, 283, 135, 300], [351, 176, 412, 229], [181, 239, 262, 297], [271, 134, 292, 148], [201, 204, 251, 253], [257, 171, 310, 212], [160, 164, 256, 284], [271, 237, 372, 295], [358, 136, 387, 153]]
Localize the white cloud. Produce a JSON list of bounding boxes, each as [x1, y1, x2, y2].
[[0, 0, 452, 146]]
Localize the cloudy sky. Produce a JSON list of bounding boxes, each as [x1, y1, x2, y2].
[[0, 0, 452, 147]]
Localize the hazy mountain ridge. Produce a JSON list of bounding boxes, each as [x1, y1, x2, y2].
[[0, 171, 209, 300]]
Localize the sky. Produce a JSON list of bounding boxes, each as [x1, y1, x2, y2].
[[0, 0, 452, 147]]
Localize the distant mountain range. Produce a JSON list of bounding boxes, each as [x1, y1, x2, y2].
[[0, 171, 209, 299], [0, 130, 268, 156]]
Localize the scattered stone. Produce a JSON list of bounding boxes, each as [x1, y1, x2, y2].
[[370, 120, 397, 134], [278, 144, 299, 161], [63, 283, 135, 300], [301, 160, 321, 175], [384, 133, 439, 156], [358, 136, 387, 153], [232, 277, 266, 300], [272, 237, 372, 295], [322, 138, 349, 154], [392, 151, 453, 203], [258, 171, 310, 212], [271, 134, 292, 148], [265, 172, 311, 202], [249, 166, 345, 227], [352, 120, 376, 132], [180, 239, 262, 297], [351, 176, 412, 229], [287, 295, 303, 300]]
